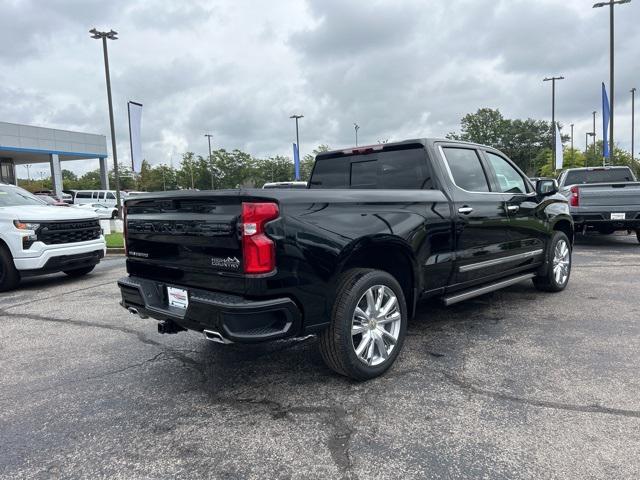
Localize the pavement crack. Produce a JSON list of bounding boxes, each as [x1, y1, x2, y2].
[[0, 279, 119, 311], [444, 372, 640, 419], [0, 311, 208, 382], [209, 394, 357, 479]]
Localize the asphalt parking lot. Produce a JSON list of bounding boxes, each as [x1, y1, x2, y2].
[[1, 234, 639, 480]]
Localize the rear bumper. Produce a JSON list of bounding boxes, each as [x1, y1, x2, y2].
[[118, 276, 302, 343], [571, 211, 640, 230]]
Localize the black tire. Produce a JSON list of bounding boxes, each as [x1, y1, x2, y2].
[[318, 268, 408, 380], [63, 265, 96, 277], [0, 244, 20, 292], [533, 231, 571, 292], [636, 230, 640, 244], [111, 210, 118, 219]]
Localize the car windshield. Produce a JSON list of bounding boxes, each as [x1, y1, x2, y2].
[[564, 168, 635, 185], [0, 186, 47, 207]]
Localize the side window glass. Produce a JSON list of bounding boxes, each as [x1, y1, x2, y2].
[[442, 148, 490, 192], [485, 152, 527, 194]]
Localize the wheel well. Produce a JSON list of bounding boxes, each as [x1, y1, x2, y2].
[[553, 219, 574, 245], [341, 245, 416, 317]]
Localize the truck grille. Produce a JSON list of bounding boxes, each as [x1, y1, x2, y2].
[[37, 220, 101, 245]]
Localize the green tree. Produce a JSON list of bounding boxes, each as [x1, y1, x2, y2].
[[448, 108, 563, 175]]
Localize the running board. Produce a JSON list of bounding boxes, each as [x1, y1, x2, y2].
[[442, 273, 535, 306]]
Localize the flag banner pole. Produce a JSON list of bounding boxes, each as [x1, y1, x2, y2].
[[128, 101, 144, 173], [602, 83, 610, 164], [554, 123, 564, 171], [293, 143, 300, 181]]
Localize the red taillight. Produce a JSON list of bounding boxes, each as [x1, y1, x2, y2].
[[569, 186, 580, 207], [241, 202, 279, 274]]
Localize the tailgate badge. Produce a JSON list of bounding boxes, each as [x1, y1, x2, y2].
[[211, 256, 240, 270]]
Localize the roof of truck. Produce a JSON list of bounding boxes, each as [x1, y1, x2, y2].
[[317, 138, 494, 159]]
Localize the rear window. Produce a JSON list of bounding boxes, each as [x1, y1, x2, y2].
[[564, 168, 635, 185], [309, 147, 431, 189]]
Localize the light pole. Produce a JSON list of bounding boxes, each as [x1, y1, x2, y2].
[[632, 87, 636, 160], [205, 133, 214, 189], [26, 164, 32, 182], [290, 114, 303, 157], [354, 123, 360, 146], [90, 28, 122, 218], [593, 0, 631, 163], [543, 76, 565, 168], [585, 132, 595, 166]]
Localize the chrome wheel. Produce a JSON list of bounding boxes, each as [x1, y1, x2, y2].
[[351, 285, 402, 366], [552, 239, 570, 286]]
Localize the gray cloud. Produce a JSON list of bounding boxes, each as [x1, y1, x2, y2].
[[1, 0, 638, 179]]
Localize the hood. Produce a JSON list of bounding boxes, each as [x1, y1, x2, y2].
[[0, 205, 99, 221]]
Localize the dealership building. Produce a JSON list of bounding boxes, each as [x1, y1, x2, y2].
[[0, 121, 109, 197]]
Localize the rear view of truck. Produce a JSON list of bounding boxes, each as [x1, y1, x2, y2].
[[559, 167, 640, 240], [119, 192, 301, 343]]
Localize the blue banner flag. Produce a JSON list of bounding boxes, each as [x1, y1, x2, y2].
[[293, 143, 300, 180], [602, 82, 610, 159]]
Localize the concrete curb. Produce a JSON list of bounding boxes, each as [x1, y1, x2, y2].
[[106, 248, 125, 255]]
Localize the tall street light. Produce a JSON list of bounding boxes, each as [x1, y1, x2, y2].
[[205, 133, 214, 189], [354, 123, 360, 146], [543, 76, 564, 168], [593, 0, 631, 164], [632, 87, 636, 160], [290, 114, 303, 157], [90, 28, 122, 218], [585, 132, 595, 166]]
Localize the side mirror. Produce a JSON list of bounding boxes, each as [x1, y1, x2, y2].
[[536, 178, 558, 196]]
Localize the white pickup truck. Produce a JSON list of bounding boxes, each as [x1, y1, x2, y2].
[[0, 183, 106, 291]]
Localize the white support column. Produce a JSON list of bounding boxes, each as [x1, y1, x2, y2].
[[50, 153, 63, 198], [99, 157, 110, 190]]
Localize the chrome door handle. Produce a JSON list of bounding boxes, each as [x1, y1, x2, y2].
[[458, 206, 474, 214], [506, 205, 519, 213]]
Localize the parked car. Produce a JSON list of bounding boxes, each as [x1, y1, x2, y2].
[[36, 194, 69, 207], [75, 203, 118, 219], [557, 166, 640, 240], [118, 139, 573, 379], [34, 190, 73, 203], [73, 190, 122, 208], [0, 184, 106, 291], [262, 181, 308, 189]]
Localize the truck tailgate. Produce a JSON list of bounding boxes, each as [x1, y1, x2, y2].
[[577, 182, 640, 207], [124, 195, 245, 292]]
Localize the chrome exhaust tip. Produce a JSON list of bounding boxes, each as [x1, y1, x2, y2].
[[127, 306, 148, 319], [203, 329, 233, 345]]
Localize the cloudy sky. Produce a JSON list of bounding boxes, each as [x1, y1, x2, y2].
[[1, 0, 639, 177]]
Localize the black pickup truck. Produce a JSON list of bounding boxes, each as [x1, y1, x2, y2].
[[118, 139, 574, 379]]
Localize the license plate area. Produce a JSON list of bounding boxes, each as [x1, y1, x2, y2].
[[167, 286, 189, 309], [611, 213, 625, 220]]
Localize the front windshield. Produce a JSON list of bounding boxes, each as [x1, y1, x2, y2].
[[0, 186, 47, 207]]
